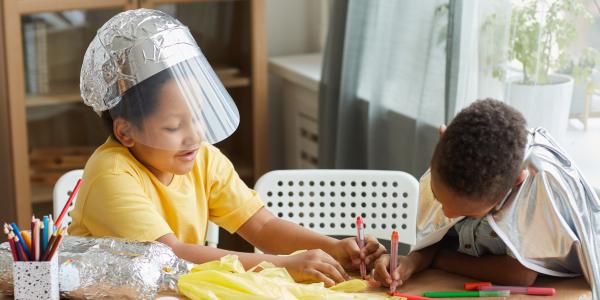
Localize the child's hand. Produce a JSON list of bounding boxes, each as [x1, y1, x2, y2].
[[373, 254, 416, 287], [329, 235, 387, 271], [278, 249, 350, 287]]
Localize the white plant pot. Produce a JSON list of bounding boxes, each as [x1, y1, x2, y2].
[[505, 74, 574, 140]]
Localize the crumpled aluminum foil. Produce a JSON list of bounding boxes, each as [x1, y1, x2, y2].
[[0, 236, 191, 299], [80, 8, 202, 113]]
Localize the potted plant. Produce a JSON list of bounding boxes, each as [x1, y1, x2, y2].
[[482, 0, 591, 138]]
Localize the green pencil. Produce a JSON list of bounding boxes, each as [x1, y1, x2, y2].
[[423, 290, 510, 298]]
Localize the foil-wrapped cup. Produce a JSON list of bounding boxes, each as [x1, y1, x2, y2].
[[0, 236, 191, 299]]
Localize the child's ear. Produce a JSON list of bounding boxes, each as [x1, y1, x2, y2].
[[438, 124, 447, 138], [114, 118, 135, 147], [514, 169, 528, 186]]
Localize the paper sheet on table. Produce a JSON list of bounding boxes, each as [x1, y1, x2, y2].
[[177, 254, 402, 300]]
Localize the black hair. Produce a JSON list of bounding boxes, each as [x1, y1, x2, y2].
[[431, 99, 528, 202], [101, 68, 173, 139]]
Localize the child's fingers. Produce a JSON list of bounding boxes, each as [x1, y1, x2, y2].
[[361, 235, 382, 260], [343, 238, 361, 265], [365, 244, 386, 266], [391, 265, 402, 281], [307, 269, 336, 287], [322, 254, 350, 281], [315, 262, 346, 285], [373, 255, 391, 286]]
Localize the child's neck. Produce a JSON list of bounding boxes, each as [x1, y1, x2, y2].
[[145, 164, 174, 185], [129, 150, 175, 185], [152, 170, 175, 186]]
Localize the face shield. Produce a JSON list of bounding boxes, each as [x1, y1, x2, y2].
[[80, 9, 239, 150]]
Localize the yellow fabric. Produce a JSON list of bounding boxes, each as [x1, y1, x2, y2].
[[69, 137, 263, 244], [178, 255, 400, 300]]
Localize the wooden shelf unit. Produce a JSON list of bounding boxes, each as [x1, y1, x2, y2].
[[1, 0, 268, 228]]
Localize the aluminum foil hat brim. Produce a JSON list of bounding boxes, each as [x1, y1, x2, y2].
[[79, 8, 239, 146], [110, 56, 240, 148]]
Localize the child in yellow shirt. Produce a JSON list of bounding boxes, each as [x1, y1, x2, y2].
[[69, 9, 385, 287]]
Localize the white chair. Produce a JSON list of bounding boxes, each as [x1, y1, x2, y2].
[[206, 222, 219, 248], [254, 170, 419, 245], [53, 169, 84, 228], [53, 169, 220, 248]]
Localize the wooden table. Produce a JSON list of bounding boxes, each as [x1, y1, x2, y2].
[[369, 268, 592, 299], [2, 268, 592, 299]]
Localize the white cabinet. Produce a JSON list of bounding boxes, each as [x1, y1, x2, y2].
[[269, 53, 322, 168]]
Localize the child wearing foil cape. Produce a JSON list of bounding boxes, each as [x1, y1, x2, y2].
[[373, 100, 600, 296], [69, 9, 385, 287]]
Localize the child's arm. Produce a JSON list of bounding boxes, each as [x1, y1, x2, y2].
[[432, 248, 538, 286], [236, 208, 387, 270], [157, 233, 348, 287]]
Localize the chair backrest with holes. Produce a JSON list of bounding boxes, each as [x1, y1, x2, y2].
[[254, 170, 419, 244], [53, 169, 84, 228]]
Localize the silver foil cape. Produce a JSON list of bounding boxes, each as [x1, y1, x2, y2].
[[80, 8, 202, 113], [0, 236, 191, 299], [414, 127, 600, 298]]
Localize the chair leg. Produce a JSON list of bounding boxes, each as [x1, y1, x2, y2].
[[583, 92, 591, 131]]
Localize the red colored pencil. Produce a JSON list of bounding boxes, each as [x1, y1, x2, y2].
[[31, 217, 36, 261], [14, 237, 28, 262], [7, 233, 18, 261], [55, 179, 83, 228]]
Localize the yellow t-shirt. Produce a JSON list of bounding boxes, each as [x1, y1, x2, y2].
[[68, 137, 263, 244]]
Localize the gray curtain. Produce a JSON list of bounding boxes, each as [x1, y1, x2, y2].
[[319, 0, 454, 177]]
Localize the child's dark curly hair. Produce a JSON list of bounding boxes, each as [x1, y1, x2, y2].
[[431, 99, 528, 202]]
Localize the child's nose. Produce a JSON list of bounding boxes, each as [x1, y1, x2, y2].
[[183, 126, 202, 146]]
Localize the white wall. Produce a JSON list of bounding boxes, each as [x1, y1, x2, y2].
[[266, 0, 329, 170]]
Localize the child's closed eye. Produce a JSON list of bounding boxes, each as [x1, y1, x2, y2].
[[164, 125, 181, 132]]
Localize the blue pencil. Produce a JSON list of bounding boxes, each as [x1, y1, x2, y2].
[[43, 216, 49, 253], [10, 223, 30, 259]]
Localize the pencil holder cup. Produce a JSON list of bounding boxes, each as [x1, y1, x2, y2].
[[12, 255, 59, 300]]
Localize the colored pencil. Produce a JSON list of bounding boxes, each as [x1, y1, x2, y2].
[[7, 233, 18, 261], [13, 236, 28, 261], [55, 178, 83, 228], [10, 223, 30, 259], [42, 216, 49, 253]]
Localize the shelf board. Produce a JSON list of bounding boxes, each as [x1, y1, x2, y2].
[[17, 0, 129, 15], [237, 165, 253, 180], [216, 66, 250, 88], [222, 76, 251, 88], [150, 0, 245, 5], [31, 182, 53, 204], [26, 92, 81, 107]]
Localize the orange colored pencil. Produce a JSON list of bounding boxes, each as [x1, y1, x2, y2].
[[21, 231, 32, 257]]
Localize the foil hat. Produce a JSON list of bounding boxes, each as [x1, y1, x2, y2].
[[80, 8, 200, 112], [79, 8, 240, 145]]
